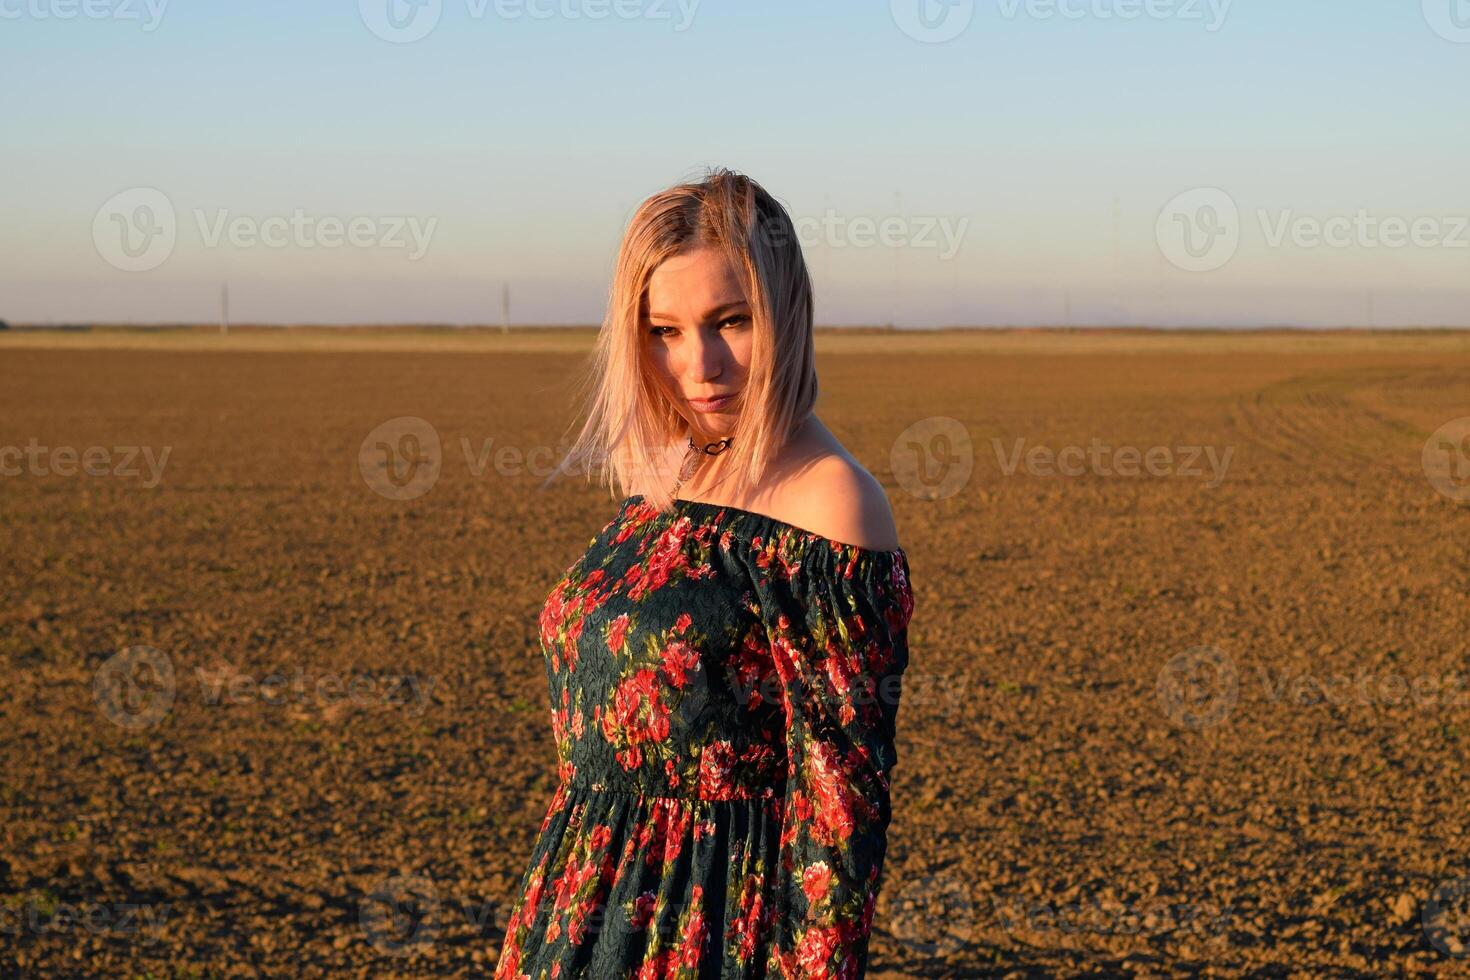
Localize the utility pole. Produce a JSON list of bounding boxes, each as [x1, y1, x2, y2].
[[1112, 195, 1122, 327], [890, 189, 901, 330], [821, 190, 831, 295]]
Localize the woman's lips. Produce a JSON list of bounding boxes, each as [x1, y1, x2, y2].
[[687, 393, 737, 412]]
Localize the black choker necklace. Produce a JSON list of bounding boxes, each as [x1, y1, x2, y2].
[[690, 436, 732, 455], [672, 435, 733, 498]]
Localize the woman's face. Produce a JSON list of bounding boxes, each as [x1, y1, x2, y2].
[[643, 245, 753, 439]]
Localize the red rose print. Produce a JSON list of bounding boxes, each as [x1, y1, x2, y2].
[[497, 495, 912, 979]]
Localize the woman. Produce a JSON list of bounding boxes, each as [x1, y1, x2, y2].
[[496, 169, 916, 979]]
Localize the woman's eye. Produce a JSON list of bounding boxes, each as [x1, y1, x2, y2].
[[648, 317, 744, 336]]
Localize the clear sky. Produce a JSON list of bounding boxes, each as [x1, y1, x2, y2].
[[3, 0, 1467, 327]]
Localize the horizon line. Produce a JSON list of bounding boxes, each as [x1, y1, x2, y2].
[[8, 322, 1470, 334]]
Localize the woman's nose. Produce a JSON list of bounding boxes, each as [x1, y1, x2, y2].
[[684, 332, 724, 381]]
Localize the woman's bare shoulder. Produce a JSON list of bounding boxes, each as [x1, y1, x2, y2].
[[774, 454, 901, 552]]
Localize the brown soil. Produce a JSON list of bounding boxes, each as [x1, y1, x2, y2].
[[2, 332, 1468, 977]]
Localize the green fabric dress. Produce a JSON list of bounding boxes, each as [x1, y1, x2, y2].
[[494, 495, 915, 979]]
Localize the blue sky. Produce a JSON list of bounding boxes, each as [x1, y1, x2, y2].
[[3, 0, 1467, 326]]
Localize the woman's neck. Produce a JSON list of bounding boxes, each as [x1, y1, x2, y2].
[[685, 424, 730, 450]]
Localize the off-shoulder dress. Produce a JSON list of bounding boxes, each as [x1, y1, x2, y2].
[[494, 494, 915, 980]]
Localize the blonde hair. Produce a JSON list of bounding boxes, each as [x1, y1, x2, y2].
[[547, 167, 817, 512]]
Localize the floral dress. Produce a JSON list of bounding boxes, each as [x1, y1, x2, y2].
[[494, 495, 916, 980]]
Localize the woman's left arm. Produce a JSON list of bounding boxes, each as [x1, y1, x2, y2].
[[756, 544, 916, 979]]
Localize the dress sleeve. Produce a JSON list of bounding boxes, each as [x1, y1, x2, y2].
[[751, 536, 916, 979]]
